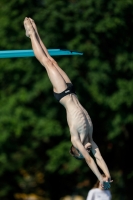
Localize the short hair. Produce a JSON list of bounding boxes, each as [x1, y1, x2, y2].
[[93, 174, 106, 188], [69, 145, 84, 160]]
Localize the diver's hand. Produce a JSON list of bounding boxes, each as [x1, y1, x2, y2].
[[100, 177, 113, 190]]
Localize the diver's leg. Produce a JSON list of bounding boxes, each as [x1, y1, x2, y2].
[[29, 17, 72, 84], [23, 17, 68, 93]]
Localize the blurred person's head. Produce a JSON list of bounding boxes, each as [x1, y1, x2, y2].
[[93, 174, 107, 190]]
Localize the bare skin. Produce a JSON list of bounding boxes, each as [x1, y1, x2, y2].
[[23, 17, 113, 189]]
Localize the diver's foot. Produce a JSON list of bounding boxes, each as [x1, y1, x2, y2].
[[23, 17, 35, 38], [29, 18, 38, 34]]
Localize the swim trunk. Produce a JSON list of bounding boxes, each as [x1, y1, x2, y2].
[[53, 83, 76, 101]]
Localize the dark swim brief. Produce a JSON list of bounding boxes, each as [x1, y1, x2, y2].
[[53, 83, 76, 101]]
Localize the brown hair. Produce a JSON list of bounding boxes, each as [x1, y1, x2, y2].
[[93, 174, 106, 188], [69, 145, 84, 160]]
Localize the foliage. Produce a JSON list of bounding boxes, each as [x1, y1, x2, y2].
[[0, 0, 133, 199]]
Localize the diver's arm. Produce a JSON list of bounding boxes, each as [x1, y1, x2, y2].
[[74, 139, 103, 182], [91, 140, 111, 180]]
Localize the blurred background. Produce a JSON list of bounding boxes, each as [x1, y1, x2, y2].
[[0, 0, 133, 199]]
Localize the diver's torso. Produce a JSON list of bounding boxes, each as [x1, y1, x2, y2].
[[60, 94, 93, 143]]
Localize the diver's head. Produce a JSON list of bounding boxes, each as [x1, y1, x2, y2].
[[69, 143, 92, 160], [69, 145, 84, 159], [84, 142, 92, 153]]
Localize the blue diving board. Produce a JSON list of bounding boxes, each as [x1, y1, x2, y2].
[[0, 49, 83, 58]]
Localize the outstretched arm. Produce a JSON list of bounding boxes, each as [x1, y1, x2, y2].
[[73, 138, 104, 184], [91, 140, 112, 182], [72, 137, 112, 189]]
